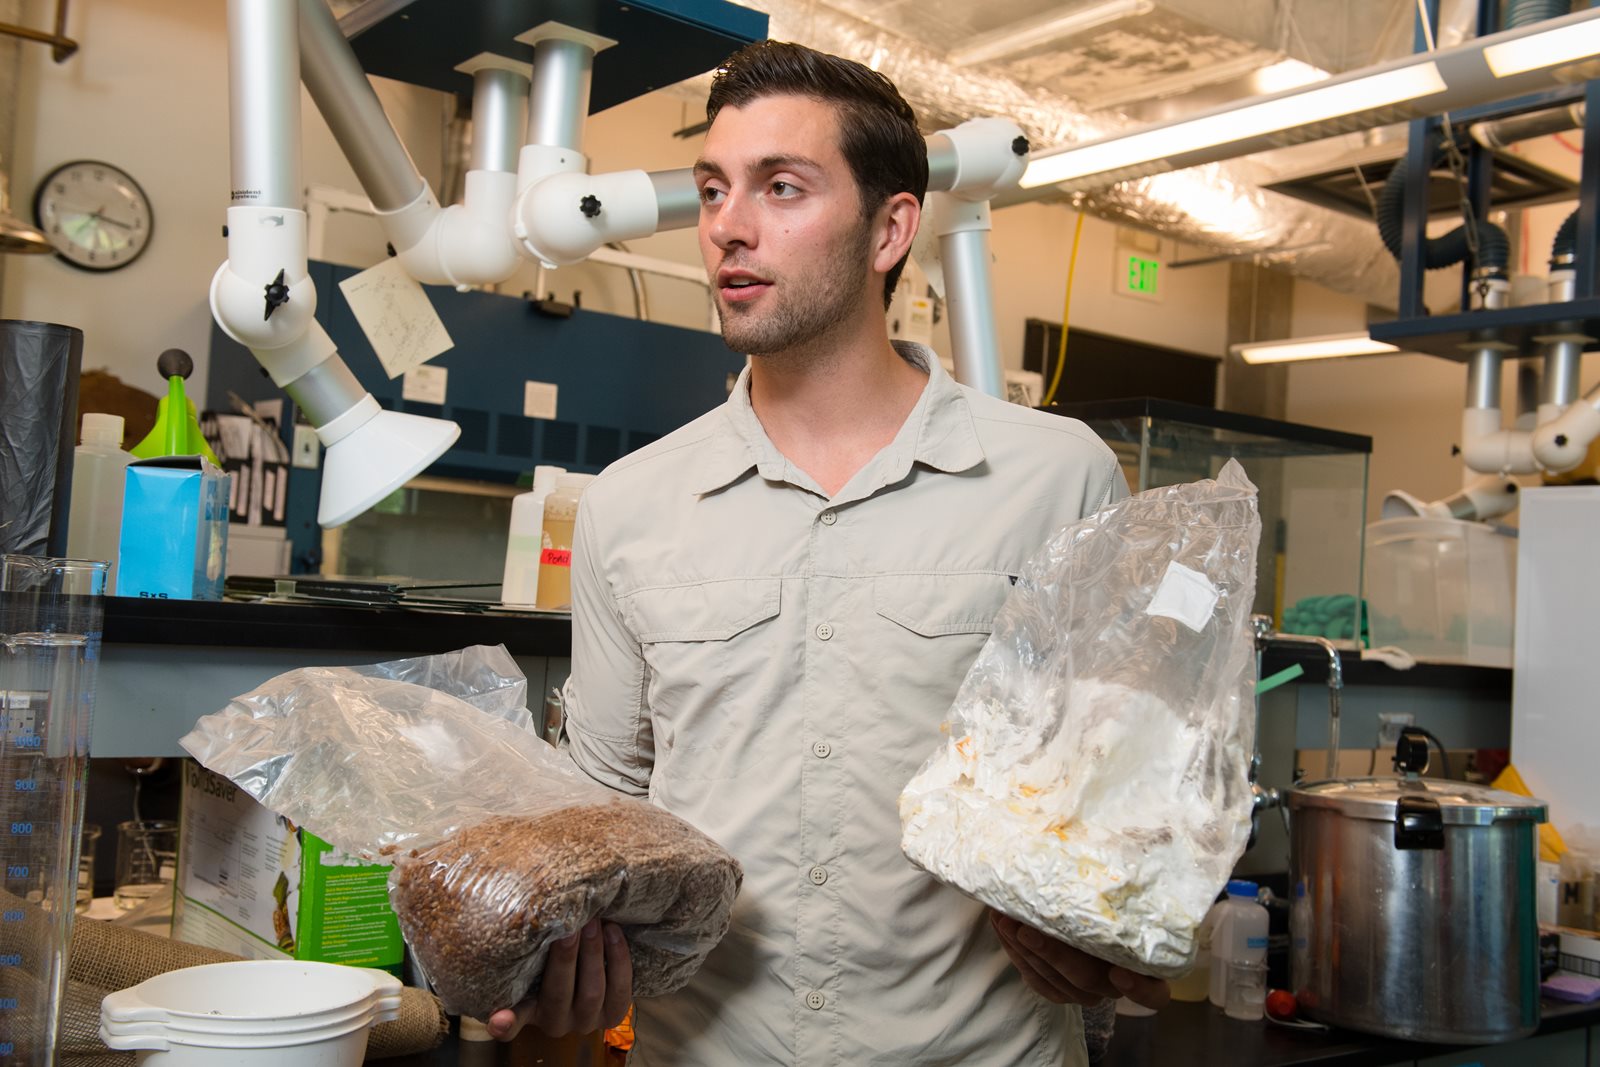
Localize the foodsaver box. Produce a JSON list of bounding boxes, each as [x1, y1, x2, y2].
[[173, 761, 403, 974]]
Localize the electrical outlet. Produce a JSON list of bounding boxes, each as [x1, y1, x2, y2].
[[292, 424, 320, 470], [1, 692, 40, 750], [1377, 711, 1415, 748]]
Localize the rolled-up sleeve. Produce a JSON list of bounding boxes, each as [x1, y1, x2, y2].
[[560, 497, 653, 797]]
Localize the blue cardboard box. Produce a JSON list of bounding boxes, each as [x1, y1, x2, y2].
[[117, 457, 230, 600]]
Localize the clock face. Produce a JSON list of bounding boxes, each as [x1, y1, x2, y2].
[[32, 160, 153, 271]]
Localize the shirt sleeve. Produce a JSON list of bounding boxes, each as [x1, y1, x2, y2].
[[560, 496, 654, 797], [1088, 447, 1131, 514]]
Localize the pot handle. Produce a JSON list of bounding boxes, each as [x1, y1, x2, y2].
[[1394, 795, 1445, 850]]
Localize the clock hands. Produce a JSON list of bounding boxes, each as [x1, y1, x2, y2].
[[53, 202, 134, 228]]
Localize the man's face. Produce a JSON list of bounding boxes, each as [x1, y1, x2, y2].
[[695, 94, 876, 357]]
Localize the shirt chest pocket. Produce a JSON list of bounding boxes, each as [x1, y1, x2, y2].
[[622, 580, 783, 760], [873, 572, 1014, 637], [872, 572, 1015, 717]]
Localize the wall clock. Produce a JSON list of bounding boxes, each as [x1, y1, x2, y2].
[[32, 159, 154, 271]]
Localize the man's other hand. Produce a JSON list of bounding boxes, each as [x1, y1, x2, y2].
[[991, 910, 1171, 1010], [486, 919, 632, 1041]]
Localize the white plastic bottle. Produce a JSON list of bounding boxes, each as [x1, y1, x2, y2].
[[500, 465, 565, 607], [1208, 879, 1268, 1011], [66, 413, 133, 590], [535, 473, 595, 612]]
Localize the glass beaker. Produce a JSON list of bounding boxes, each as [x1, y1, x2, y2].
[[0, 555, 107, 1065], [77, 823, 101, 914], [113, 820, 177, 911]]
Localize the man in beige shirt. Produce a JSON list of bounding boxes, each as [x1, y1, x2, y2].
[[488, 40, 1170, 1062]]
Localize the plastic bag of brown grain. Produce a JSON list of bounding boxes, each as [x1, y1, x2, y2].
[[179, 644, 741, 1020]]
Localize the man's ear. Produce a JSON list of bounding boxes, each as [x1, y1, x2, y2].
[[871, 192, 921, 276]]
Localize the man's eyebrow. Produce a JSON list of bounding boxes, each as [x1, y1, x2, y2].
[[754, 154, 823, 175], [693, 154, 825, 180]]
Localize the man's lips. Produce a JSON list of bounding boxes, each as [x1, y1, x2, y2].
[[717, 270, 773, 303]]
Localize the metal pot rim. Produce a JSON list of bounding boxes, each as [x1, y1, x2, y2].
[[1285, 776, 1547, 825]]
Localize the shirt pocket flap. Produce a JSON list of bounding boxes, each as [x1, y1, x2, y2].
[[874, 573, 1013, 637], [626, 580, 782, 643]]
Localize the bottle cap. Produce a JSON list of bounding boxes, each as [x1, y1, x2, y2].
[[457, 1016, 493, 1042], [81, 412, 125, 448], [1226, 879, 1259, 899], [531, 464, 566, 490], [556, 472, 596, 490]]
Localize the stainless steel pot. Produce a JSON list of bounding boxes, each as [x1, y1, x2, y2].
[[1286, 769, 1546, 1044]]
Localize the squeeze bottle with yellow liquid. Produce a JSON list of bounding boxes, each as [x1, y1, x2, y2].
[[535, 473, 595, 611]]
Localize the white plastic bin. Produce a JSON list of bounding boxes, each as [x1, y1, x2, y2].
[[99, 959, 402, 1066], [1364, 517, 1516, 667]]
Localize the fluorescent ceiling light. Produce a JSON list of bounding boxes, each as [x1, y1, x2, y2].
[[1253, 58, 1329, 96], [949, 0, 1152, 68], [1484, 17, 1600, 77], [1009, 6, 1600, 198], [1022, 63, 1446, 188], [1232, 332, 1400, 365]]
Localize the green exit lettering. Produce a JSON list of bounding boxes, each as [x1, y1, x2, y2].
[[1127, 255, 1158, 294]]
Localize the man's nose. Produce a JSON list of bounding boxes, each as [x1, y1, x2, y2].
[[708, 188, 755, 250]]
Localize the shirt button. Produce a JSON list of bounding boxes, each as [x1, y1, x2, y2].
[[815, 623, 833, 641], [808, 865, 828, 885], [805, 991, 825, 1011], [819, 509, 837, 526], [812, 741, 832, 759]]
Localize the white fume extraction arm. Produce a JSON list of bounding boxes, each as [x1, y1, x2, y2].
[[1382, 473, 1520, 523], [210, 0, 1026, 527]]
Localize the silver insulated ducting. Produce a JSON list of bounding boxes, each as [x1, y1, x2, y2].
[[706, 0, 1498, 310]]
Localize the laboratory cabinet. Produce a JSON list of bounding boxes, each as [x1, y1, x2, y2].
[[93, 596, 571, 757]]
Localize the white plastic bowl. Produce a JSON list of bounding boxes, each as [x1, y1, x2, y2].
[[100, 960, 402, 1066]]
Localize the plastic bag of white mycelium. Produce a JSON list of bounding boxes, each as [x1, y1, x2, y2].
[[899, 459, 1261, 978]]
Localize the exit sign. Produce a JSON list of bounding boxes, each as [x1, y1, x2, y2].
[[1112, 242, 1164, 301], [1125, 254, 1159, 295]]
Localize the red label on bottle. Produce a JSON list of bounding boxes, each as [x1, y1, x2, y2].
[[540, 548, 572, 568]]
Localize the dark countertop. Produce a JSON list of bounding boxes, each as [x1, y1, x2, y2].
[[101, 595, 573, 658], [1099, 997, 1600, 1067], [1258, 645, 1510, 695], [102, 597, 1512, 696], [373, 998, 1600, 1066]]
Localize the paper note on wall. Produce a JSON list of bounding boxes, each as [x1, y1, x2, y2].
[[402, 364, 448, 405], [338, 257, 454, 379]]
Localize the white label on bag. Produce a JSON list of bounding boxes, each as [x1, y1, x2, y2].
[[1146, 561, 1219, 633]]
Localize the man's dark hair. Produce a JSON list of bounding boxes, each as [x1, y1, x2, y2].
[[707, 41, 927, 311]]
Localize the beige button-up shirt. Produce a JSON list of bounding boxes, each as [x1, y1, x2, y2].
[[563, 343, 1125, 1066]]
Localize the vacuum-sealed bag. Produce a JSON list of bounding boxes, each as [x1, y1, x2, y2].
[[180, 644, 741, 1019], [899, 461, 1261, 977]]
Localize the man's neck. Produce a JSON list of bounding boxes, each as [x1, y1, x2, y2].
[[747, 328, 929, 498]]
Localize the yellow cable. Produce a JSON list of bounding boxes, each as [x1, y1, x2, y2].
[[1043, 211, 1085, 407]]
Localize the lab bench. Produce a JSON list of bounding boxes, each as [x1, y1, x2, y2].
[[92, 600, 1547, 1065], [369, 997, 1600, 1066], [97, 597, 1511, 761]]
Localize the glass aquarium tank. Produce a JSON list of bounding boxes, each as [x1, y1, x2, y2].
[[322, 475, 516, 589], [1044, 398, 1372, 648]]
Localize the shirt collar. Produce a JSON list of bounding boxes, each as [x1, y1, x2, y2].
[[689, 342, 986, 496]]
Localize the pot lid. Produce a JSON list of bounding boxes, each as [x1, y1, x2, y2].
[[1286, 777, 1546, 825]]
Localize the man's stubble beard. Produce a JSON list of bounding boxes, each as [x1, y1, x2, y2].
[[718, 217, 874, 364]]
